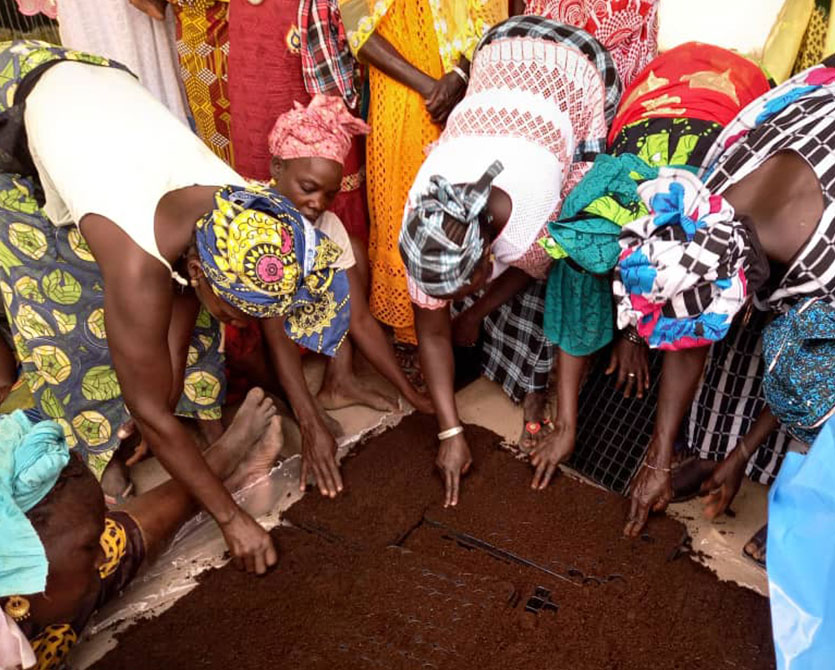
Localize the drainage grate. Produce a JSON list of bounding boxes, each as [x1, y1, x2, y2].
[[568, 349, 663, 495]]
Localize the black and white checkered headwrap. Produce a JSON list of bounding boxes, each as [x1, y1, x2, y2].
[[399, 161, 504, 298], [613, 168, 768, 349], [477, 15, 622, 160]]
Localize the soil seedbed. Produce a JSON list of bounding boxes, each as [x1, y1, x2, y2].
[[92, 415, 774, 669]]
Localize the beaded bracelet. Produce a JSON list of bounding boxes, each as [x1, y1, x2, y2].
[[621, 327, 647, 347]]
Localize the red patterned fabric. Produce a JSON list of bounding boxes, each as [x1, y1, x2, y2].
[[524, 0, 659, 87], [607, 42, 771, 144]]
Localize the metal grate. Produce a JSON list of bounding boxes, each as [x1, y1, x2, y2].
[[567, 348, 663, 495], [0, 0, 59, 44]]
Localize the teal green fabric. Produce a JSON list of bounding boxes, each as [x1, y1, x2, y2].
[[544, 262, 613, 356], [0, 410, 68, 597], [542, 154, 658, 355]]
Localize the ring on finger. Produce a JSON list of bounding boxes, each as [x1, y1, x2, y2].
[[627, 372, 637, 379]]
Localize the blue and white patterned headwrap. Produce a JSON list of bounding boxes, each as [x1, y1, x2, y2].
[[195, 186, 350, 355], [399, 161, 504, 298]]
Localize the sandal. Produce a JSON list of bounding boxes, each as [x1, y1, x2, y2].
[[742, 524, 767, 569]]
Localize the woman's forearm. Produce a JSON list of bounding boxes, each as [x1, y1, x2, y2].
[[415, 306, 459, 428], [649, 347, 710, 464], [261, 318, 323, 430], [357, 33, 436, 97], [466, 269, 532, 321], [737, 406, 780, 456], [554, 349, 588, 430]]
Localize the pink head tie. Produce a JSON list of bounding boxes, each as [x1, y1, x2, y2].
[[268, 94, 370, 166]]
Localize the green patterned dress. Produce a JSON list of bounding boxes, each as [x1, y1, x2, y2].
[[0, 41, 225, 478]]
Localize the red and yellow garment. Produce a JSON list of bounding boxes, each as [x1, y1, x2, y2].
[[608, 41, 770, 145]]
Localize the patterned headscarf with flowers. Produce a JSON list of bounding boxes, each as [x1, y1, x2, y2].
[[195, 186, 351, 355]]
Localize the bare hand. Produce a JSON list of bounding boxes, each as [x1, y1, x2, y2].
[[437, 433, 472, 507], [624, 462, 672, 537], [299, 420, 343, 498], [700, 448, 747, 520], [451, 309, 481, 347], [220, 509, 278, 575], [425, 71, 466, 125], [606, 336, 650, 399], [530, 423, 574, 490], [129, 0, 167, 20]]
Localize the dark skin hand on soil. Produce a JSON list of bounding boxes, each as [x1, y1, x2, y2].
[[77, 185, 289, 573]]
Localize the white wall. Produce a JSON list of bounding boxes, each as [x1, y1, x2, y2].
[[658, 0, 786, 57]]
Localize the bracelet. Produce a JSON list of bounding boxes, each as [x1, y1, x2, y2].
[[621, 327, 647, 347], [438, 426, 465, 441], [451, 66, 469, 85], [642, 461, 671, 473], [217, 509, 238, 526], [738, 439, 754, 460]]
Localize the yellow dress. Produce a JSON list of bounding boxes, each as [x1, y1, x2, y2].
[[341, 0, 507, 342], [171, 0, 234, 165]]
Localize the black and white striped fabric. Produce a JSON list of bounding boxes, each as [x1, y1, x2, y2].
[[453, 279, 554, 403], [686, 310, 806, 484], [703, 73, 835, 313]]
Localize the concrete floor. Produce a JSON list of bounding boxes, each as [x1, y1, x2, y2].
[[69, 361, 770, 668]]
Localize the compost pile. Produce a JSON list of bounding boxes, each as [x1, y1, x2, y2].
[[93, 414, 775, 669]]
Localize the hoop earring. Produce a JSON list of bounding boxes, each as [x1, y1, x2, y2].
[[4, 595, 31, 621]]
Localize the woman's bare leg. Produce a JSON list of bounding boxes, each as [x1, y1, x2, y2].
[[121, 388, 282, 559]]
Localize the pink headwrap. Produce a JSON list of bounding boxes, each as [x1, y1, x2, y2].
[[268, 94, 370, 166]]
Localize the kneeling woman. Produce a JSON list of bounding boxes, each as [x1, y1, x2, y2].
[[399, 17, 617, 506], [0, 41, 349, 572]]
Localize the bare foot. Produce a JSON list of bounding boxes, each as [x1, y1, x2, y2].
[[318, 376, 398, 412], [219, 388, 276, 464], [743, 524, 768, 568], [227, 416, 284, 490], [519, 390, 552, 453]]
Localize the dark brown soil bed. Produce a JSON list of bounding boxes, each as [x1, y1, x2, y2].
[[92, 414, 774, 670]]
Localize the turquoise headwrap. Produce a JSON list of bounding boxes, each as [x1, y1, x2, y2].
[[0, 411, 69, 598]]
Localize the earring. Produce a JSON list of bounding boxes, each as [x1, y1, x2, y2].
[[190, 278, 199, 288], [4, 595, 31, 622]]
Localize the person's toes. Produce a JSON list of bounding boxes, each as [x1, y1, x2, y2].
[[244, 386, 266, 409]]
